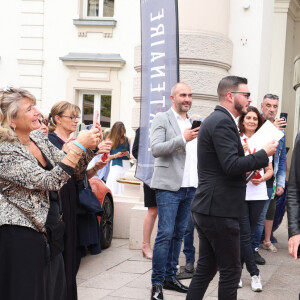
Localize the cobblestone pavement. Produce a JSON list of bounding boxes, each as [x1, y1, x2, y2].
[[77, 215, 300, 300]]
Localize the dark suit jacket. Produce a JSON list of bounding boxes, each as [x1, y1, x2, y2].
[[191, 105, 269, 218]]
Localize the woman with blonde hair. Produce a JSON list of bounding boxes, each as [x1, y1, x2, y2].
[[106, 121, 131, 195], [0, 87, 101, 300], [48, 101, 110, 300]]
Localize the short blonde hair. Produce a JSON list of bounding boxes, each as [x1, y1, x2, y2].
[[48, 101, 81, 132], [0, 87, 36, 142]]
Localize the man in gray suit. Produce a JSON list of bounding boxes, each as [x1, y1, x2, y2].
[[150, 82, 199, 300]]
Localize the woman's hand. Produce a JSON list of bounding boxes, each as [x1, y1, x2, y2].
[[76, 126, 101, 149], [91, 122, 103, 141], [251, 172, 264, 186], [94, 156, 109, 170], [98, 140, 112, 154], [62, 137, 75, 152], [243, 143, 249, 153], [121, 151, 130, 158]]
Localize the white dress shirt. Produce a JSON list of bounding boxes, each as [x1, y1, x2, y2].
[[171, 108, 198, 188]]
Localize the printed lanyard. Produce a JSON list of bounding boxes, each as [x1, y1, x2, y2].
[[243, 138, 256, 154]]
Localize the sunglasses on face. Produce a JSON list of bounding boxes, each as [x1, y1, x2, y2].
[[264, 94, 279, 100], [230, 92, 251, 99], [38, 119, 48, 126]]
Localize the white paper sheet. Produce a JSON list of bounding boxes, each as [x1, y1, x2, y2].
[[247, 120, 284, 150]]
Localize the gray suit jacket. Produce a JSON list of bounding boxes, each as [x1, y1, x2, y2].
[[150, 108, 187, 191]]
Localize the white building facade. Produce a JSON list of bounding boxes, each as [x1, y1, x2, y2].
[[0, 0, 140, 137], [1, 0, 300, 244]]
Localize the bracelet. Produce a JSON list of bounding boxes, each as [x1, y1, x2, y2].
[[92, 166, 98, 173], [65, 155, 77, 164], [74, 141, 86, 152], [69, 148, 81, 157], [70, 147, 81, 155]]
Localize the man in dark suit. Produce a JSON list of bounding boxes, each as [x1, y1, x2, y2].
[[187, 76, 278, 300]]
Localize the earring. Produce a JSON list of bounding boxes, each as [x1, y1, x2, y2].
[[11, 124, 16, 131]]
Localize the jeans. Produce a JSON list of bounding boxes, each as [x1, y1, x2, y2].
[[151, 187, 195, 285], [187, 213, 241, 300], [252, 188, 273, 249], [239, 201, 265, 277], [183, 213, 195, 263]]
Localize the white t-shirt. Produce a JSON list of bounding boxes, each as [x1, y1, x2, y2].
[[241, 134, 272, 201]]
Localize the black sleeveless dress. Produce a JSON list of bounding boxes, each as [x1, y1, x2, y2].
[[0, 156, 67, 300]]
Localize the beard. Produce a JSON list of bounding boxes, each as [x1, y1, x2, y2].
[[177, 102, 191, 113], [234, 98, 248, 116]]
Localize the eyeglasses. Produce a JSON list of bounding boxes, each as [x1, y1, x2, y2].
[[264, 94, 279, 100], [230, 92, 251, 99], [38, 119, 48, 126], [60, 115, 80, 121]]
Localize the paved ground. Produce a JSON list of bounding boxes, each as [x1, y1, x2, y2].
[[77, 215, 300, 300]]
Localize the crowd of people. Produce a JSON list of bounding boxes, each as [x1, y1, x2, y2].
[[0, 76, 299, 300], [0, 87, 131, 300]]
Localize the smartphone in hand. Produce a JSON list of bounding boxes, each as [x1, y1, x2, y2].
[[101, 153, 108, 162], [280, 112, 288, 128], [191, 120, 202, 130], [93, 110, 100, 126]]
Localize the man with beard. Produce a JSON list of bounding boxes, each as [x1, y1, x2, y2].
[[150, 82, 199, 300], [187, 76, 278, 300]]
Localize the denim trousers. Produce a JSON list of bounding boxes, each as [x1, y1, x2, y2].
[[252, 188, 273, 249], [187, 213, 241, 300], [151, 187, 195, 285], [183, 213, 196, 263], [239, 200, 265, 277]]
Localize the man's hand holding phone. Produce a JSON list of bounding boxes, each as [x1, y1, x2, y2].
[[274, 112, 287, 130], [184, 127, 199, 142]]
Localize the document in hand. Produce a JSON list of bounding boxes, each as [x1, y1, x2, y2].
[[248, 120, 284, 151]]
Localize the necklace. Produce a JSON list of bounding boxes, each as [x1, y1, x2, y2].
[[21, 139, 32, 146]]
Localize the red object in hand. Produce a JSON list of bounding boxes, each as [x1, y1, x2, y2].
[[102, 153, 108, 162], [252, 170, 262, 180]]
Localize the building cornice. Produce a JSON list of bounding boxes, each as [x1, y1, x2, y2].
[[60, 53, 125, 69]]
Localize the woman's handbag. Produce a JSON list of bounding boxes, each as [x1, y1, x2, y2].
[[46, 221, 65, 258], [78, 175, 103, 216]]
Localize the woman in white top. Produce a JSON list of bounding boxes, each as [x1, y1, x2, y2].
[[238, 106, 273, 292]]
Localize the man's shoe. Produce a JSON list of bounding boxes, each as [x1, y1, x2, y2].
[[251, 275, 262, 292], [151, 285, 163, 300], [163, 277, 188, 293], [184, 262, 195, 273], [254, 248, 265, 265]]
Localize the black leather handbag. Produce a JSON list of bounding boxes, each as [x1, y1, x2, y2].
[[77, 175, 103, 216]]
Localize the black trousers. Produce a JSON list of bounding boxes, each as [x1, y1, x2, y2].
[[239, 200, 265, 277], [187, 213, 241, 300]]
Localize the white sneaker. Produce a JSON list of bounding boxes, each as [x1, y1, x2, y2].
[[251, 275, 262, 292], [238, 279, 243, 288]]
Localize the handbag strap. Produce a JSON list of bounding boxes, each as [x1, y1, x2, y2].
[[83, 174, 89, 189]]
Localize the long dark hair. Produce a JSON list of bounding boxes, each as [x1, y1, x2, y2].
[[107, 121, 126, 149], [238, 106, 264, 136]]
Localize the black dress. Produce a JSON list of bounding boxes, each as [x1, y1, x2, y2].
[[0, 156, 67, 300], [48, 132, 78, 300], [132, 127, 157, 207]]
